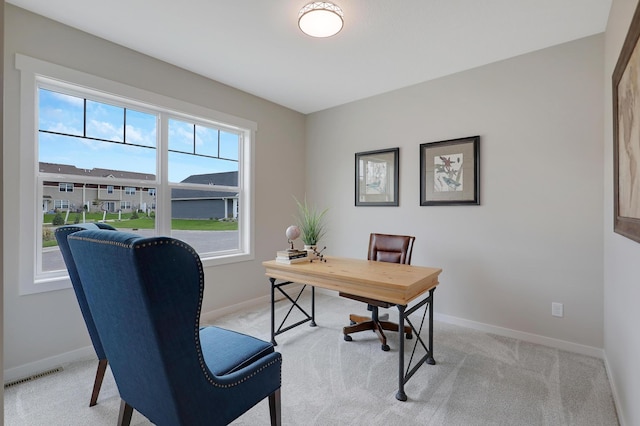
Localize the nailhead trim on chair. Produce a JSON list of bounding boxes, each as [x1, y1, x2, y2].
[[68, 235, 137, 249], [55, 226, 84, 235], [70, 234, 282, 388]]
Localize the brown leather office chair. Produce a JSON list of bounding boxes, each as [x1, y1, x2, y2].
[[340, 233, 415, 351]]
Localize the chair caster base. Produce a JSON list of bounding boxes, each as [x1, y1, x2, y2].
[[381, 344, 390, 351], [344, 334, 353, 341]]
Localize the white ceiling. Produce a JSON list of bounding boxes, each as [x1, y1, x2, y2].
[[7, 0, 612, 114]]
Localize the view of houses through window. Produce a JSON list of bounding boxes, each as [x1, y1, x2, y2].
[[38, 85, 245, 278]]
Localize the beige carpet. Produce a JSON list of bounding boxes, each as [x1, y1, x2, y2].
[[4, 291, 619, 425]]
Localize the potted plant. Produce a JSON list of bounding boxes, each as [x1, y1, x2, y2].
[[294, 196, 328, 253]]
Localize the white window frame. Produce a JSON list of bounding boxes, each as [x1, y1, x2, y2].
[[16, 54, 256, 295], [124, 187, 136, 195]]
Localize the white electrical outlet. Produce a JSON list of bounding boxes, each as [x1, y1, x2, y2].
[[552, 302, 564, 318]]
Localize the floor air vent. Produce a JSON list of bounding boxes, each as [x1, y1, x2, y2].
[[4, 367, 64, 388]]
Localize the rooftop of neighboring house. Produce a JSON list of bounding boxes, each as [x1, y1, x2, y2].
[[39, 162, 156, 181], [172, 171, 239, 199]]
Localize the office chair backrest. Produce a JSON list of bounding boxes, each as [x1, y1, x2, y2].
[[368, 233, 415, 265]]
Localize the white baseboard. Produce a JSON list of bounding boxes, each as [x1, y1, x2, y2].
[[200, 294, 271, 323], [319, 289, 604, 358], [200, 284, 308, 323], [3, 291, 300, 384], [602, 353, 627, 426], [4, 346, 96, 384], [4, 290, 606, 385], [434, 312, 604, 359]]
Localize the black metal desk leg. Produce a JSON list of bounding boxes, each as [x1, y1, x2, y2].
[[427, 288, 435, 365], [310, 286, 317, 327], [270, 277, 277, 346], [396, 304, 407, 401]]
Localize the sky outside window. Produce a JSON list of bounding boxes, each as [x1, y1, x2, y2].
[[38, 88, 157, 176], [39, 88, 240, 182]]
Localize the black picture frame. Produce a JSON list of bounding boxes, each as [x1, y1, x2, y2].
[[612, 1, 640, 244], [420, 136, 480, 206], [355, 148, 399, 206]]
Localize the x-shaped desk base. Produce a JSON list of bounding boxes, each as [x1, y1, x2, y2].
[[269, 277, 435, 401]]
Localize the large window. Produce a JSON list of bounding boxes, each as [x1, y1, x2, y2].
[[17, 54, 255, 294]]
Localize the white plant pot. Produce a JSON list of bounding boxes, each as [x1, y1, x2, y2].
[[303, 244, 318, 259]]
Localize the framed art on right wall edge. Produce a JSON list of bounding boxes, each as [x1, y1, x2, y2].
[[613, 0, 640, 244], [420, 136, 480, 206]]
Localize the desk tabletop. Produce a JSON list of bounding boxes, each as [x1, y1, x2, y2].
[[263, 256, 442, 305]]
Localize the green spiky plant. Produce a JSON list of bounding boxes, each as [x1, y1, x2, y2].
[[294, 196, 328, 246]]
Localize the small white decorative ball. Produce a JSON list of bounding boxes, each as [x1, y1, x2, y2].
[[286, 225, 301, 241]]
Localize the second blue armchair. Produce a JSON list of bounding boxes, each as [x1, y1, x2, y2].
[[55, 222, 117, 406]]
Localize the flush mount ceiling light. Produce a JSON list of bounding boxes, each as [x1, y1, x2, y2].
[[298, 2, 344, 38]]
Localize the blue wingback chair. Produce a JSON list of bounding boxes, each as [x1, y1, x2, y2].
[[55, 222, 117, 406], [67, 229, 282, 426]]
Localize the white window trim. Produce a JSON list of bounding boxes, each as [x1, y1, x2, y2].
[[16, 54, 256, 295]]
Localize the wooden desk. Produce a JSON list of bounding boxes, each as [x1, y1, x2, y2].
[[263, 256, 442, 401]]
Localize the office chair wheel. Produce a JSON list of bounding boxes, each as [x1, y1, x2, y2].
[[381, 344, 390, 351], [344, 334, 353, 342]]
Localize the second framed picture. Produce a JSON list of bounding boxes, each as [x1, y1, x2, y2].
[[420, 136, 480, 206], [355, 148, 399, 206]]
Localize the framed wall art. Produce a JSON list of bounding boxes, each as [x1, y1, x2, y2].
[[355, 147, 399, 206], [613, 1, 640, 244], [420, 136, 480, 206]]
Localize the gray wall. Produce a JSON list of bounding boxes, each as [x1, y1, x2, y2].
[[3, 4, 306, 375], [306, 35, 605, 351], [604, 0, 640, 424]]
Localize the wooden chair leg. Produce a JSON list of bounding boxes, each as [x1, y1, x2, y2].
[[348, 313, 371, 324], [343, 320, 376, 335], [118, 400, 133, 426], [89, 358, 108, 407], [269, 388, 281, 426], [371, 320, 389, 350], [379, 321, 413, 338]]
